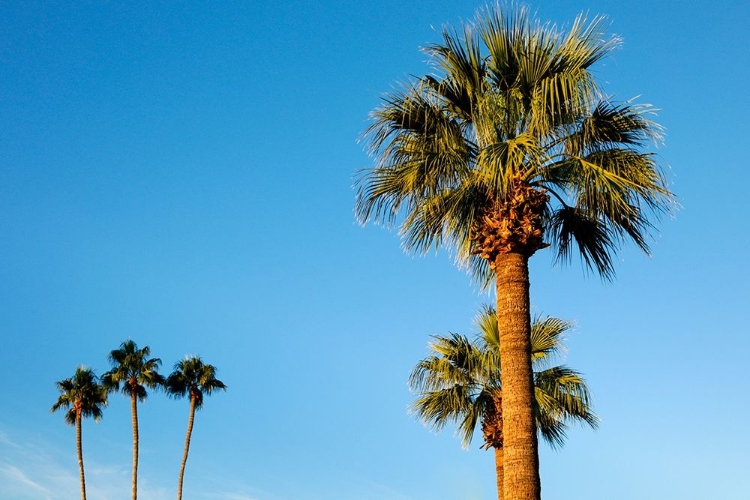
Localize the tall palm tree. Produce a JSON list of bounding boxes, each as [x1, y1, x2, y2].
[[410, 307, 598, 500], [102, 340, 165, 500], [51, 366, 107, 500], [356, 6, 673, 499], [166, 356, 226, 500]]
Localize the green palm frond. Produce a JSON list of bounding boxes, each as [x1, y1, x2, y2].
[[562, 100, 662, 155], [411, 385, 475, 430], [534, 408, 568, 449], [424, 24, 485, 100], [534, 365, 599, 443], [530, 315, 573, 363], [400, 182, 484, 257], [409, 334, 481, 390], [548, 205, 617, 278]]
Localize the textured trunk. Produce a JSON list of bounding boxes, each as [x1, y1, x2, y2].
[[482, 394, 504, 500], [495, 446, 504, 500], [76, 412, 87, 500], [131, 392, 139, 500], [494, 252, 540, 500], [176, 397, 197, 500]]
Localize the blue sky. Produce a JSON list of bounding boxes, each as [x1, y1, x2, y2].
[[1, 1, 749, 499]]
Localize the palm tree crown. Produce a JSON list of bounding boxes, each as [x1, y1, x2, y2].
[[51, 366, 107, 426], [356, 6, 673, 280], [102, 339, 165, 397], [166, 356, 227, 408], [409, 306, 597, 450]]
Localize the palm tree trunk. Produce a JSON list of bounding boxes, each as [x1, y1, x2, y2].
[[495, 446, 504, 500], [176, 397, 197, 500], [76, 413, 87, 500], [131, 393, 139, 500], [494, 252, 540, 500]]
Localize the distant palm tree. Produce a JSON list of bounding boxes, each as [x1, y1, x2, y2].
[[102, 340, 165, 500], [356, 7, 673, 498], [51, 366, 107, 500], [166, 356, 226, 500], [410, 307, 598, 500]]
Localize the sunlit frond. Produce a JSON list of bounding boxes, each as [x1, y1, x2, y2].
[[530, 315, 573, 364], [535, 365, 599, 447]]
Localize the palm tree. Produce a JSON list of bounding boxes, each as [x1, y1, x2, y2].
[[51, 366, 107, 500], [356, 6, 673, 499], [410, 307, 598, 500], [166, 356, 227, 500], [102, 340, 165, 500]]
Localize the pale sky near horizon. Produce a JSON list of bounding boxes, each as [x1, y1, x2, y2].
[[2, 1, 749, 499]]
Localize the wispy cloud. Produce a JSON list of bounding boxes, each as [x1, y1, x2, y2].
[[353, 479, 416, 500], [0, 425, 265, 500], [205, 493, 260, 500], [0, 431, 19, 447], [308, 467, 416, 500], [0, 427, 170, 500], [0, 424, 418, 500], [0, 463, 54, 499]]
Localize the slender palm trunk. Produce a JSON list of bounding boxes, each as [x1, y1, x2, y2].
[[494, 252, 540, 500], [177, 397, 196, 500], [494, 446, 504, 500], [76, 413, 87, 500], [131, 392, 139, 500]]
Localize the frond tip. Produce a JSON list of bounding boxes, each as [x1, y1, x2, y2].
[[549, 206, 616, 279]]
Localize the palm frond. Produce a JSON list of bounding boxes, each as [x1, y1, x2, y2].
[[535, 365, 599, 430], [548, 205, 616, 279], [424, 22, 486, 103], [563, 100, 662, 156], [534, 408, 568, 449], [530, 315, 573, 363]]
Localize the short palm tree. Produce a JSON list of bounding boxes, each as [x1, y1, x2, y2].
[[102, 340, 165, 500], [166, 356, 226, 500], [356, 6, 673, 499], [410, 307, 597, 500], [51, 366, 107, 500]]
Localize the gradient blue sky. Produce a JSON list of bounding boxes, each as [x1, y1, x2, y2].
[[2, 1, 748, 499]]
